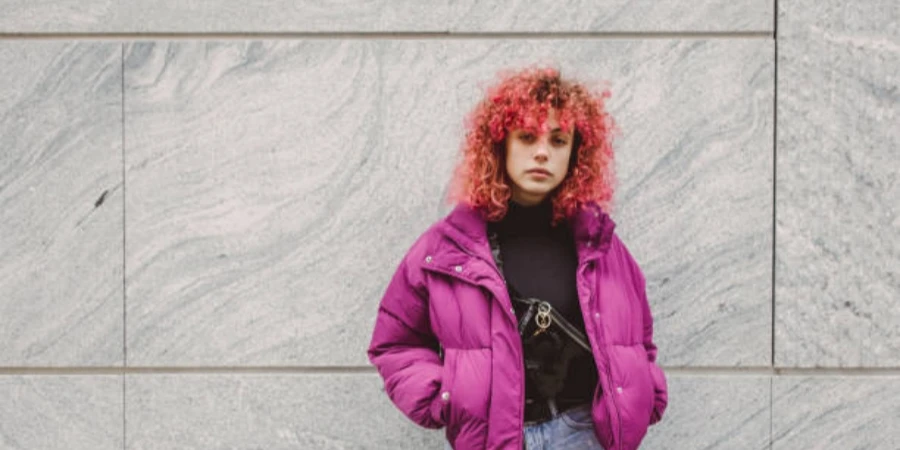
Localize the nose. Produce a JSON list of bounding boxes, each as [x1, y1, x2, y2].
[[533, 141, 550, 162]]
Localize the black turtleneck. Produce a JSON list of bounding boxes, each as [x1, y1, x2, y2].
[[487, 198, 598, 410], [488, 198, 583, 329]]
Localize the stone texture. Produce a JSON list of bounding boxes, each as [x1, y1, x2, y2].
[[125, 373, 441, 449], [0, 0, 773, 33], [775, 0, 900, 367], [773, 377, 900, 449], [124, 39, 772, 367], [449, 0, 773, 32], [641, 375, 770, 449], [123, 41, 395, 366], [0, 0, 117, 32], [0, 0, 444, 33], [778, 0, 898, 39], [0, 375, 122, 449], [116, 0, 448, 33], [0, 43, 123, 366]]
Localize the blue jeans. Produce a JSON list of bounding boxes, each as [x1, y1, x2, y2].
[[444, 403, 605, 449]]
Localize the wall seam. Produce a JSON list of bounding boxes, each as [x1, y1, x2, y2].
[[2, 366, 900, 375], [120, 42, 128, 450], [771, 0, 779, 369], [771, 1, 778, 447], [0, 31, 773, 40]]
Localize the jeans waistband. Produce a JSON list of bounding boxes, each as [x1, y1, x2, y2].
[[523, 399, 591, 427]]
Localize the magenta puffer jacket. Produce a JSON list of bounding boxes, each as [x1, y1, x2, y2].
[[368, 201, 668, 450]]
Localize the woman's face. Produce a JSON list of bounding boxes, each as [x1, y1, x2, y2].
[[504, 109, 574, 206]]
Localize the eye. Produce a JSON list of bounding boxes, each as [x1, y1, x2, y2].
[[552, 136, 569, 145], [518, 133, 536, 143]]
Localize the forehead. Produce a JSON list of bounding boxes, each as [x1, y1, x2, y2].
[[545, 108, 560, 124]]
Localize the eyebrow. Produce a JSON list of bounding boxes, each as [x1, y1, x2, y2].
[[519, 128, 570, 134]]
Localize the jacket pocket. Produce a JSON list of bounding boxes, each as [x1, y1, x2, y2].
[[430, 347, 457, 425]]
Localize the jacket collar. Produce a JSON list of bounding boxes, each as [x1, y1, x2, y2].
[[437, 200, 616, 260]]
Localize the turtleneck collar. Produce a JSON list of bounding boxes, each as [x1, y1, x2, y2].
[[493, 197, 558, 235], [440, 199, 616, 256]]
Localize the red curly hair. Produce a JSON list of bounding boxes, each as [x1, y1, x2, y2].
[[447, 65, 620, 224]]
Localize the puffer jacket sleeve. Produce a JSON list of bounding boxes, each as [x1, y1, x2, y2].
[[367, 251, 445, 429], [620, 238, 669, 425]]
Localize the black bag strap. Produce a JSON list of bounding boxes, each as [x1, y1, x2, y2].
[[487, 231, 592, 353]]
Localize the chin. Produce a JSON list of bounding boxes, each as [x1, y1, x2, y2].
[[525, 182, 556, 194]]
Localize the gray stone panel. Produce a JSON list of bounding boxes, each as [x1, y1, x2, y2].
[[773, 377, 900, 449], [0, 375, 123, 450], [0, 0, 118, 32], [116, 0, 449, 33], [1, 0, 773, 33], [775, 0, 900, 367], [124, 39, 771, 367], [449, 0, 774, 32], [641, 375, 770, 449], [778, 0, 898, 38], [0, 0, 445, 33], [0, 43, 123, 366], [123, 41, 397, 366], [125, 373, 441, 449]]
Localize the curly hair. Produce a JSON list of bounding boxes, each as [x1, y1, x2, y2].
[[447, 65, 620, 224]]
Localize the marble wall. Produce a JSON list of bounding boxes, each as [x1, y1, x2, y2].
[[0, 0, 897, 449]]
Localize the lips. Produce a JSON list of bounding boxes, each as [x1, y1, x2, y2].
[[527, 169, 551, 176]]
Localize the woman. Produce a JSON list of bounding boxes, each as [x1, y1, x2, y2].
[[367, 66, 668, 450]]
